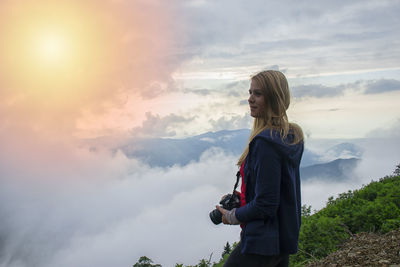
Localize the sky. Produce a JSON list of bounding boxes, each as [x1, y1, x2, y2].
[[0, 0, 400, 266]]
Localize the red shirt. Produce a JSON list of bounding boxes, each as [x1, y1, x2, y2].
[[240, 161, 246, 228], [240, 161, 246, 207]]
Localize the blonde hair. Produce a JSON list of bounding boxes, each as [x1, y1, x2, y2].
[[237, 70, 303, 166]]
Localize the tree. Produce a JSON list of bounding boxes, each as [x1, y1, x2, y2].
[[301, 205, 312, 217], [133, 256, 162, 267], [222, 242, 231, 258], [197, 259, 210, 267], [394, 163, 400, 176]]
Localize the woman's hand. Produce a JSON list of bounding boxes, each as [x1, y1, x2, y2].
[[216, 206, 241, 225], [216, 205, 230, 224]]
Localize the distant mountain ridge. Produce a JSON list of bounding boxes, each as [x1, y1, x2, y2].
[[119, 129, 251, 167], [81, 129, 363, 182], [300, 157, 361, 182], [101, 129, 362, 182]]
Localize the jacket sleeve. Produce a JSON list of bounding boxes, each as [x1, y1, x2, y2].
[[235, 138, 281, 223]]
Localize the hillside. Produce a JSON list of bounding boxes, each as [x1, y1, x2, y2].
[[304, 228, 400, 266], [290, 173, 400, 266]]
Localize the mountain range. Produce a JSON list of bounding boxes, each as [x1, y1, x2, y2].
[[83, 129, 362, 182]]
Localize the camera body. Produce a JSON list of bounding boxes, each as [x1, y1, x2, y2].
[[209, 193, 241, 225]]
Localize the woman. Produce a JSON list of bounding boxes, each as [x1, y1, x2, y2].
[[216, 70, 304, 267]]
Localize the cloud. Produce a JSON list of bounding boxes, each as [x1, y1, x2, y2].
[[302, 179, 361, 212], [291, 78, 400, 99], [364, 79, 400, 94], [0, 0, 184, 138], [181, 80, 249, 98], [352, 126, 400, 189], [2, 0, 399, 140], [183, 88, 214, 96], [209, 114, 252, 131], [239, 99, 248, 106], [365, 118, 400, 138], [140, 80, 178, 99], [356, 139, 399, 177], [0, 131, 241, 267], [173, 0, 400, 80], [292, 84, 346, 98], [1, 122, 399, 266], [224, 80, 249, 97], [301, 118, 400, 211], [302, 134, 400, 211], [132, 112, 197, 137]]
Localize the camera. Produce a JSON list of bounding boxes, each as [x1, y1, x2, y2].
[[209, 193, 241, 225]]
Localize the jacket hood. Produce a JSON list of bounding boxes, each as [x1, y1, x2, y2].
[[251, 129, 304, 166]]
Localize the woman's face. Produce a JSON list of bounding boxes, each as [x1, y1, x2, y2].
[[248, 79, 265, 118]]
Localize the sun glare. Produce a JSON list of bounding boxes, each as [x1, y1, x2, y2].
[[0, 0, 114, 96], [35, 31, 69, 65]]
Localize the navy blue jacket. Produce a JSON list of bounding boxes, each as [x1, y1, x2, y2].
[[235, 129, 303, 256]]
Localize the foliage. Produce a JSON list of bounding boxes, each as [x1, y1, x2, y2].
[[318, 175, 400, 233], [290, 216, 350, 264], [394, 163, 400, 176], [181, 252, 215, 267], [291, 173, 400, 266], [211, 254, 230, 267], [221, 242, 231, 258], [212, 242, 238, 267], [197, 259, 211, 267], [301, 205, 312, 217], [133, 256, 161, 267]]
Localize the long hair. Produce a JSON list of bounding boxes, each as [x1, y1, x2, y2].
[[237, 70, 303, 166]]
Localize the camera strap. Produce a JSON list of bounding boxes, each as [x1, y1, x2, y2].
[[233, 171, 241, 193]]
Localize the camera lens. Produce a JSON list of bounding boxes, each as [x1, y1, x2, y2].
[[209, 209, 222, 225]]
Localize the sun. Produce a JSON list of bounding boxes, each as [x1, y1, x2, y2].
[[34, 30, 69, 66], [0, 0, 114, 95]]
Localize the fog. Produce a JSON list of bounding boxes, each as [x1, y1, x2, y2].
[[0, 134, 241, 267], [302, 134, 400, 212], [1, 129, 399, 266]]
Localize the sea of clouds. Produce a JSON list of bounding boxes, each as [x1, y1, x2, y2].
[[0, 124, 399, 267], [0, 132, 242, 267]]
